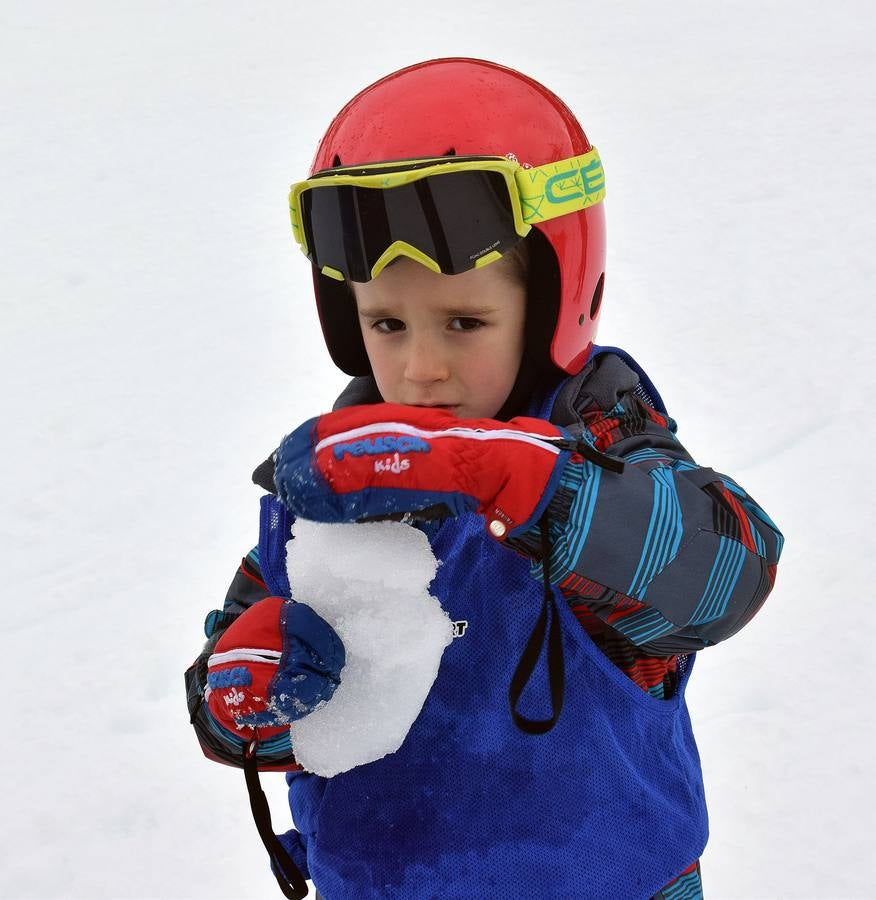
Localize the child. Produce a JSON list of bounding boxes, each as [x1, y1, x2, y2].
[[186, 58, 783, 899]]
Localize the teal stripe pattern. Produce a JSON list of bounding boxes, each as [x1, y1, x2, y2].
[[749, 517, 766, 556], [720, 477, 746, 498], [530, 459, 601, 583], [744, 498, 784, 558], [689, 536, 746, 625], [627, 468, 684, 599], [660, 865, 704, 899], [612, 605, 676, 645], [622, 448, 698, 472], [205, 707, 293, 755], [647, 681, 667, 700], [622, 448, 672, 465]]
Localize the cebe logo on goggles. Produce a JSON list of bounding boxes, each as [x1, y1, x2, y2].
[[289, 149, 606, 283]]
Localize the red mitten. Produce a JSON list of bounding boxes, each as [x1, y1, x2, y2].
[[273, 403, 578, 540], [206, 597, 345, 742]]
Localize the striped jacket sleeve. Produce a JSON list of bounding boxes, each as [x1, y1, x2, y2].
[[508, 393, 784, 655]]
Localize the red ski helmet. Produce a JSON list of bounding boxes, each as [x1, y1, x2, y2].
[[303, 57, 606, 377]]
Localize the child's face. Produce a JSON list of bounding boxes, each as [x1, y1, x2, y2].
[[351, 257, 527, 420]]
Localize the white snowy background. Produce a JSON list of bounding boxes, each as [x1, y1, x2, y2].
[[2, 1, 873, 897]]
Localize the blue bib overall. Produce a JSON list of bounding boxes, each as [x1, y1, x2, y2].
[[260, 354, 709, 899]]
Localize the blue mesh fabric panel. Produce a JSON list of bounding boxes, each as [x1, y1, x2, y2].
[[258, 494, 294, 599], [286, 513, 707, 898]]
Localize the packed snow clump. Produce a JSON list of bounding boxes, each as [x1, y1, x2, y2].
[[286, 519, 453, 777]]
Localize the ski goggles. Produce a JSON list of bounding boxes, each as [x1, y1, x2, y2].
[[289, 149, 605, 283]]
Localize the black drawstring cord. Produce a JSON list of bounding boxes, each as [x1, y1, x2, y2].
[[508, 515, 566, 734], [242, 738, 309, 899], [549, 437, 626, 474]]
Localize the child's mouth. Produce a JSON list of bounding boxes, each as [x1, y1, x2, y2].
[[412, 403, 458, 414]]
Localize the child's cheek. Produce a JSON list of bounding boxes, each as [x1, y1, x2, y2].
[[464, 353, 518, 418]]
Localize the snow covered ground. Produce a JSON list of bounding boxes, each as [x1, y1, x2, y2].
[[2, 1, 874, 897]]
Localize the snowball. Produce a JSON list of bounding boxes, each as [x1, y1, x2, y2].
[[286, 519, 453, 777]]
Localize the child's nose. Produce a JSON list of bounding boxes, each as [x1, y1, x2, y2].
[[403, 336, 450, 384]]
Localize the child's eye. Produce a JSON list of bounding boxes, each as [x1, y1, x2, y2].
[[449, 317, 485, 332], [373, 318, 405, 333]]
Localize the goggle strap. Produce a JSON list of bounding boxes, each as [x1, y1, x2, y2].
[[514, 148, 606, 225]]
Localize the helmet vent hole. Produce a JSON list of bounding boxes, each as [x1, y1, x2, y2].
[[589, 274, 605, 319], [332, 154, 342, 167], [443, 147, 456, 156]]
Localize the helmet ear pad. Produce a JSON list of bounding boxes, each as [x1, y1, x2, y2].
[[494, 228, 564, 420], [313, 228, 564, 417], [312, 269, 371, 376], [520, 227, 561, 377]]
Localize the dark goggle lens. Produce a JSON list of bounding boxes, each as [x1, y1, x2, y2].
[[301, 170, 520, 282]]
